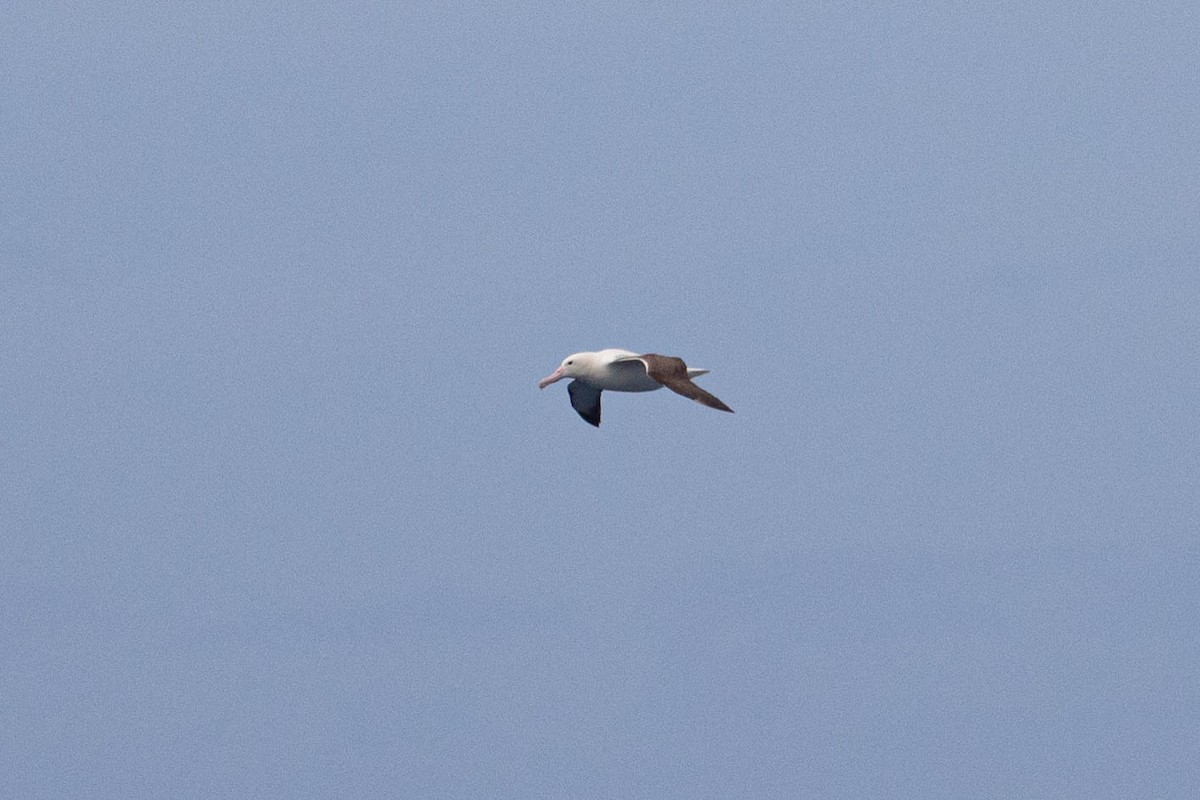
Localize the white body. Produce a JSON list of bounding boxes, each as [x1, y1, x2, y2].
[[538, 349, 709, 392]]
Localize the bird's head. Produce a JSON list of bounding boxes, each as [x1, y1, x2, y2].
[[538, 352, 591, 388]]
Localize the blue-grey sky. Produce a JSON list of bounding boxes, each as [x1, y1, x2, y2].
[[4, 3, 1198, 797]]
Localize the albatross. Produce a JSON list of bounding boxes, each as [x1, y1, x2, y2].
[[538, 348, 734, 427]]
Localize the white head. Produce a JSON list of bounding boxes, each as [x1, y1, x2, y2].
[[537, 352, 595, 388]]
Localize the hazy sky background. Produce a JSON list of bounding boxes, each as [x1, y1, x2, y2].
[[4, 3, 1198, 797]]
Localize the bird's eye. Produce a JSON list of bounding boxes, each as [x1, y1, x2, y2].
[[567, 360, 573, 365]]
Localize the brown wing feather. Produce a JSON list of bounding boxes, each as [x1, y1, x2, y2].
[[640, 354, 734, 413]]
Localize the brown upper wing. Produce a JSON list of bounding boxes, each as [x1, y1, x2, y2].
[[639, 354, 734, 413]]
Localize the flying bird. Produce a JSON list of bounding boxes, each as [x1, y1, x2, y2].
[[538, 348, 734, 427]]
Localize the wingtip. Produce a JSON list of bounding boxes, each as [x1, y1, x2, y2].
[[700, 396, 735, 414]]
